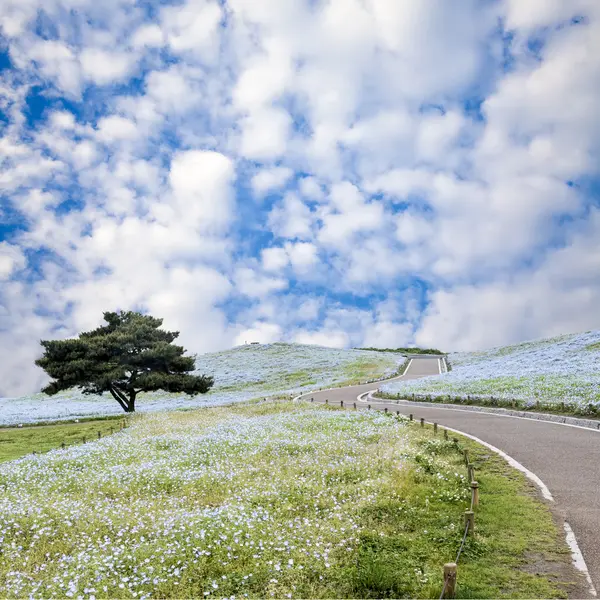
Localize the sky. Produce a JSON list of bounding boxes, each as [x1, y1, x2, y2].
[[1, 0, 600, 397]]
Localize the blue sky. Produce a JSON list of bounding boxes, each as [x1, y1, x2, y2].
[[1, 0, 600, 397]]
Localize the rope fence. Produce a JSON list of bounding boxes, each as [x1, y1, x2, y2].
[[309, 395, 480, 599], [29, 420, 129, 458]]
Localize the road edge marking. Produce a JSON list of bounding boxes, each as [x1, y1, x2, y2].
[[355, 359, 415, 402], [564, 522, 598, 597], [439, 423, 554, 502], [427, 421, 597, 597]]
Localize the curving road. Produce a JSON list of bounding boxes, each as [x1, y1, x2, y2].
[[299, 357, 600, 596]]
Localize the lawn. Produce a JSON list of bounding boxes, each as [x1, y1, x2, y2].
[[0, 416, 127, 463], [0, 402, 573, 598]]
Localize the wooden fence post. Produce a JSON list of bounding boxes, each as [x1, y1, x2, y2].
[[468, 464, 475, 483], [471, 481, 479, 507], [325, 398, 328, 404], [444, 429, 448, 440], [98, 431, 101, 439], [434, 422, 438, 434], [409, 413, 413, 421], [353, 402, 356, 409], [464, 510, 474, 535], [463, 449, 469, 466], [340, 400, 344, 407], [368, 404, 371, 410], [420, 418, 425, 428], [443, 563, 457, 598], [384, 407, 388, 414]]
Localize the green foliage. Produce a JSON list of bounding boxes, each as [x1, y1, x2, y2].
[[35, 311, 213, 412], [356, 347, 445, 355]]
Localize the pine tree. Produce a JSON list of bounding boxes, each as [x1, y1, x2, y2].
[[35, 311, 213, 412]]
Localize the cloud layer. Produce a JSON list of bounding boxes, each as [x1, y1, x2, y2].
[[1, 0, 600, 395]]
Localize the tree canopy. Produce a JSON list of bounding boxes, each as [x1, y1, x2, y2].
[[35, 311, 214, 412]]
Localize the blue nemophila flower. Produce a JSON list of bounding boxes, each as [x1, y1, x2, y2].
[[0, 405, 416, 598]]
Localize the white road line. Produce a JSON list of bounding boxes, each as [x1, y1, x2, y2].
[[424, 421, 596, 597], [439, 423, 554, 501], [564, 522, 598, 597]]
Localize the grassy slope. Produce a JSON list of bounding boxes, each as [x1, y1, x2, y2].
[[0, 402, 573, 598]]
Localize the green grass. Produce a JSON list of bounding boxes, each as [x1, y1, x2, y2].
[[337, 358, 408, 385], [0, 403, 573, 598], [349, 424, 575, 598], [0, 416, 128, 463]]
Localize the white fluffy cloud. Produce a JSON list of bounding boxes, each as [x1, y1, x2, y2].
[[233, 321, 282, 346], [96, 116, 138, 142], [2, 0, 600, 396], [168, 150, 235, 232], [251, 167, 294, 198], [0, 242, 26, 279], [234, 267, 288, 299], [161, 0, 222, 56], [268, 192, 314, 240], [80, 48, 136, 86], [238, 108, 292, 159], [318, 182, 385, 248]]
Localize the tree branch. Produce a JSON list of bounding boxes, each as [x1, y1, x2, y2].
[[108, 385, 128, 412]]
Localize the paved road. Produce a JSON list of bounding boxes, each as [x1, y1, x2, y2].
[[299, 357, 600, 595]]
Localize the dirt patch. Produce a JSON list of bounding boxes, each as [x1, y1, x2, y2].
[[521, 511, 596, 599]]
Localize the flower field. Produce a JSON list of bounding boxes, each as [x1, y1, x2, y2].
[[0, 402, 570, 599], [381, 330, 600, 415], [0, 343, 402, 426], [0, 403, 455, 598]]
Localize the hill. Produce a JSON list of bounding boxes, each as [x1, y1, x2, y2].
[[0, 343, 404, 425], [380, 330, 600, 416]]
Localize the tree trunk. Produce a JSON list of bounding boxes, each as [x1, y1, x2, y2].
[[109, 385, 136, 413], [125, 390, 136, 413]]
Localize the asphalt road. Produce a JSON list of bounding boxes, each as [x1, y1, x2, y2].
[[298, 357, 600, 595]]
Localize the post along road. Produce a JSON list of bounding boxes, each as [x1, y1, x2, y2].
[[298, 357, 600, 594]]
